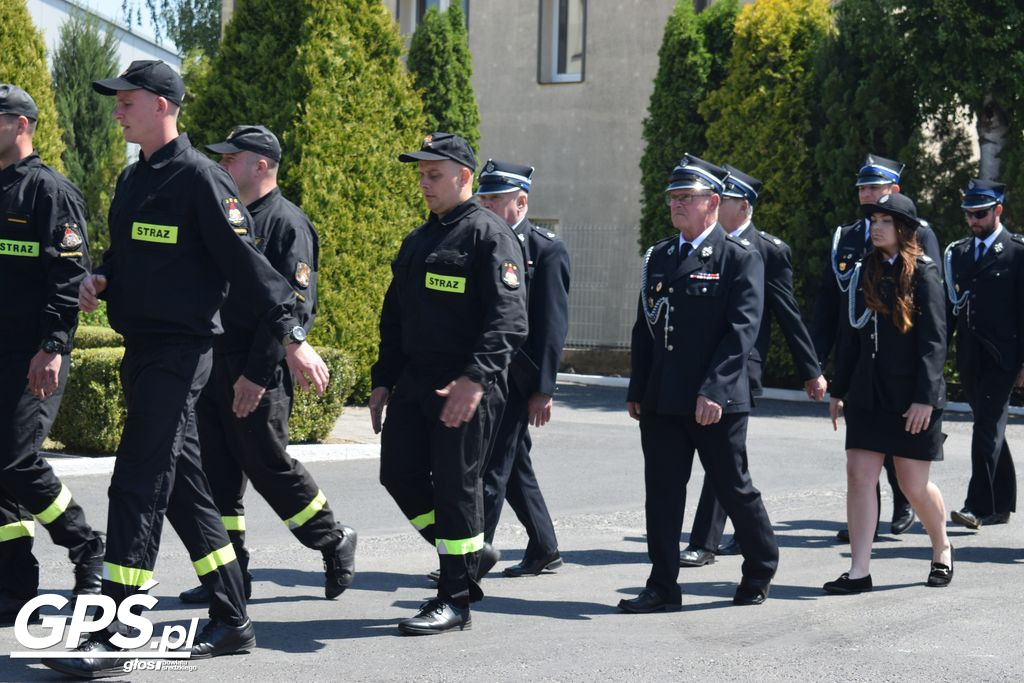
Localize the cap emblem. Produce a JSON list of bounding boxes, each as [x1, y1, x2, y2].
[[423, 134, 433, 148], [485, 161, 495, 172]]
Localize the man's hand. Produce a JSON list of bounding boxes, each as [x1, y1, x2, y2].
[[829, 397, 843, 431], [435, 376, 483, 428], [369, 386, 390, 434], [626, 401, 641, 421], [285, 341, 329, 394], [695, 395, 722, 426], [903, 402, 933, 435], [232, 375, 267, 419], [27, 350, 61, 399], [1016, 366, 1024, 389], [804, 375, 828, 401], [527, 392, 553, 427], [78, 274, 107, 312]]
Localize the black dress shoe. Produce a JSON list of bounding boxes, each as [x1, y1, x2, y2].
[[716, 537, 742, 556], [890, 504, 916, 535], [41, 636, 128, 679], [927, 545, 953, 587], [981, 511, 1011, 526], [951, 509, 981, 529], [733, 582, 769, 606], [188, 618, 256, 659], [617, 588, 680, 613], [72, 554, 104, 596], [323, 525, 357, 599], [398, 597, 471, 635], [823, 573, 873, 594], [0, 592, 35, 626], [179, 569, 253, 604], [679, 546, 715, 567], [503, 551, 563, 577]]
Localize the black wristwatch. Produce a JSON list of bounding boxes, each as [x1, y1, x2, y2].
[[282, 325, 306, 346], [41, 338, 65, 354]]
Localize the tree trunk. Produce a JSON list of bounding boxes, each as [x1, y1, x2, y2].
[[976, 94, 1009, 180]]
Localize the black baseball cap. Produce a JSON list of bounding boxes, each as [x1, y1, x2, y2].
[[205, 125, 282, 162], [92, 60, 185, 106], [862, 192, 920, 227], [0, 84, 38, 120], [399, 132, 477, 170]]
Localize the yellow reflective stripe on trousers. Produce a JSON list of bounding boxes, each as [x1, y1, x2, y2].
[[103, 562, 154, 587], [0, 520, 35, 541], [192, 543, 237, 577], [409, 510, 435, 530], [284, 490, 326, 529], [34, 484, 72, 524], [221, 515, 246, 532], [436, 533, 484, 556]]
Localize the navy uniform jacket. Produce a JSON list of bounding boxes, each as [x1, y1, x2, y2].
[[97, 134, 298, 342], [627, 224, 764, 415], [811, 216, 941, 365], [217, 187, 319, 386], [832, 256, 946, 412], [946, 229, 1024, 375], [371, 197, 528, 389], [741, 226, 820, 395], [507, 218, 570, 397], [0, 154, 89, 353]]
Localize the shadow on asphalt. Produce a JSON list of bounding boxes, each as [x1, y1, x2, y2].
[[560, 548, 650, 566]]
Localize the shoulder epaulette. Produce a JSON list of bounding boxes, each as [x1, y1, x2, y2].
[[1011, 233, 1024, 244], [920, 254, 934, 263], [726, 233, 753, 250], [531, 225, 557, 241], [757, 230, 784, 248]]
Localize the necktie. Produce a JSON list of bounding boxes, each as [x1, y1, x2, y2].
[[976, 241, 986, 262], [677, 242, 693, 267]]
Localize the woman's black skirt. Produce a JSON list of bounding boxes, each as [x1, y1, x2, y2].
[[843, 403, 945, 461]]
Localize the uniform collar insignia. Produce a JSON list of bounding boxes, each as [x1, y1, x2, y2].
[[994, 242, 1004, 253], [701, 245, 713, 259]]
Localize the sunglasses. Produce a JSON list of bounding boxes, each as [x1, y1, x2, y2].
[[964, 209, 991, 220]]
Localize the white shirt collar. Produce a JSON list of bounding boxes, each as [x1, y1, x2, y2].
[[510, 216, 527, 233], [730, 219, 752, 238], [976, 224, 1003, 251], [679, 223, 718, 253]]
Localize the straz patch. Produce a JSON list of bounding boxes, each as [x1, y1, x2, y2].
[[60, 224, 82, 249], [295, 262, 311, 287], [500, 261, 520, 289], [131, 222, 178, 244], [690, 272, 720, 281], [425, 272, 466, 293], [224, 197, 245, 226], [0, 238, 39, 256]]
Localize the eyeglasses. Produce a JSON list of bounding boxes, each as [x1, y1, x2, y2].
[[964, 209, 991, 220], [666, 192, 713, 206]]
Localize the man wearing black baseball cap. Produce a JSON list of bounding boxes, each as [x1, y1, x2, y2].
[[371, 132, 528, 634], [174, 124, 356, 606], [0, 84, 105, 625], [92, 59, 185, 106]]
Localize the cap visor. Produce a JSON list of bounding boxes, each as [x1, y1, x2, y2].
[[398, 151, 452, 163], [205, 141, 244, 154], [862, 204, 919, 226], [91, 76, 140, 96], [961, 199, 997, 209], [476, 183, 519, 195]]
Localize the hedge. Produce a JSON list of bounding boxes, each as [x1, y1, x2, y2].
[[50, 344, 356, 454], [74, 325, 123, 349]]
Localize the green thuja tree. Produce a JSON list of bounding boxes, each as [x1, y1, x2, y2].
[[406, 4, 480, 148], [52, 12, 125, 255], [0, 0, 65, 170], [185, 0, 425, 398], [698, 0, 739, 96]]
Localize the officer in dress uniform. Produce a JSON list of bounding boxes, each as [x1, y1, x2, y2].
[[810, 154, 939, 541], [476, 160, 570, 578], [0, 85, 104, 623], [370, 133, 528, 634], [945, 179, 1022, 530], [174, 125, 355, 605], [43, 61, 330, 678], [620, 155, 778, 612], [679, 164, 825, 567]]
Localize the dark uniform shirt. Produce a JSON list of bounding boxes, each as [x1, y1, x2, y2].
[[0, 153, 89, 352], [97, 133, 297, 342], [216, 187, 318, 386], [371, 197, 528, 388]]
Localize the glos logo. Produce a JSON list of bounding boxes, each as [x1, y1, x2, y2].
[[9, 580, 198, 660]]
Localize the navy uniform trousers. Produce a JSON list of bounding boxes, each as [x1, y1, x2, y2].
[[103, 337, 246, 626], [0, 351, 103, 599], [961, 354, 1017, 517]]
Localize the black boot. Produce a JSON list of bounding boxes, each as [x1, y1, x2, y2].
[[323, 525, 357, 599]]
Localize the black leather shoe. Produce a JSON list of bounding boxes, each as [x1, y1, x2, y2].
[[398, 597, 471, 635], [927, 545, 953, 587], [951, 509, 981, 529], [188, 618, 256, 659], [890, 504, 916, 535], [617, 588, 680, 613], [41, 636, 128, 679], [503, 551, 563, 577], [733, 582, 769, 606], [716, 537, 742, 556], [679, 546, 715, 567], [477, 543, 500, 579], [72, 554, 103, 596], [981, 511, 1011, 526], [0, 592, 35, 626], [823, 573, 873, 594], [179, 569, 253, 604], [323, 525, 357, 599]]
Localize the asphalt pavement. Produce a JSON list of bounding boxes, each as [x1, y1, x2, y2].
[[2, 382, 1022, 681]]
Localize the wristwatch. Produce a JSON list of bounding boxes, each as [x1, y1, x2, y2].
[[282, 325, 306, 346], [41, 338, 65, 354]]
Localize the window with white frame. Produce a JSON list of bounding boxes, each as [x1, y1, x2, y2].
[[395, 0, 469, 34], [538, 0, 585, 83]]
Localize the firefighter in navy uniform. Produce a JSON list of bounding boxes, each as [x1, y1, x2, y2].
[[620, 155, 778, 613], [174, 125, 355, 605], [370, 133, 528, 634], [945, 179, 1022, 530], [476, 160, 570, 578], [810, 154, 940, 541], [42, 61, 329, 679], [679, 164, 825, 567], [0, 85, 103, 624]]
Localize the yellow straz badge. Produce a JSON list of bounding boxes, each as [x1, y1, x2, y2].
[[295, 262, 311, 287], [501, 261, 520, 289], [224, 197, 245, 226], [0, 238, 39, 256], [425, 272, 466, 293], [131, 222, 178, 244], [60, 225, 82, 249]]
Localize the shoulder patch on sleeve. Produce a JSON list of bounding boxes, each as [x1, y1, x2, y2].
[[223, 197, 246, 227], [295, 262, 311, 288], [59, 223, 83, 250], [500, 260, 521, 289]]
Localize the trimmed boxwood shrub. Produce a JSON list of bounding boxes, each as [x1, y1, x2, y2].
[[74, 325, 123, 349], [291, 346, 358, 443]]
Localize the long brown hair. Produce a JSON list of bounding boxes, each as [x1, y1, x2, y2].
[[861, 216, 922, 333]]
